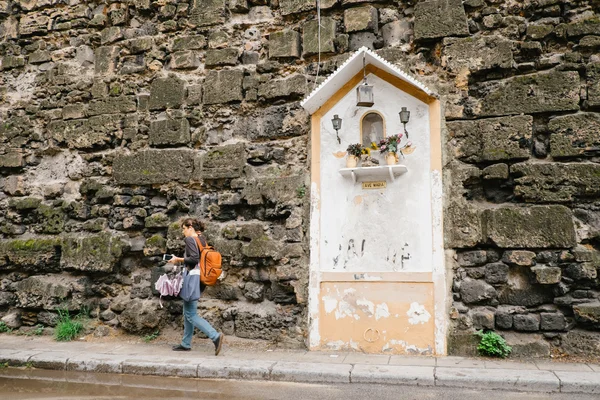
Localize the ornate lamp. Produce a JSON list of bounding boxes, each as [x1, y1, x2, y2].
[[356, 54, 374, 107], [331, 114, 342, 144], [399, 107, 410, 138]]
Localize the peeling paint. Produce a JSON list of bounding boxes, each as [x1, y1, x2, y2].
[[356, 298, 375, 315], [375, 303, 390, 320], [322, 296, 338, 314], [407, 302, 431, 325]]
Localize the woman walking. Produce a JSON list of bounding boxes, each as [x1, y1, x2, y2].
[[169, 218, 224, 355]]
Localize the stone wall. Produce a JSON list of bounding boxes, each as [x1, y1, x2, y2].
[[1, 0, 600, 354]]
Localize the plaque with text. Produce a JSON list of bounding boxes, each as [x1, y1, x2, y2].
[[362, 181, 387, 190]]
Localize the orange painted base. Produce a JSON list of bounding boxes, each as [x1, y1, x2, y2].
[[318, 281, 435, 354]]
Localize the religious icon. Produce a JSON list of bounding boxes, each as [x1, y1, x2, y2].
[[361, 112, 384, 148]]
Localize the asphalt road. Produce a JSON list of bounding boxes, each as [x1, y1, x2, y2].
[[0, 370, 598, 400]]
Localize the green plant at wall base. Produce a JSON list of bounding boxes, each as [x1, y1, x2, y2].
[[0, 321, 12, 333], [0, 362, 8, 369], [54, 308, 84, 342], [142, 330, 160, 343], [475, 330, 512, 358], [296, 186, 306, 199]]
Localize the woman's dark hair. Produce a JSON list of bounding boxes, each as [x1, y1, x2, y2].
[[181, 218, 205, 233]]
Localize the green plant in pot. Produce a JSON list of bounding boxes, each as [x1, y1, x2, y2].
[[346, 143, 363, 168]]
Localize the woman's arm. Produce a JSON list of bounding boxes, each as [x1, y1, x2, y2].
[[182, 236, 200, 267]]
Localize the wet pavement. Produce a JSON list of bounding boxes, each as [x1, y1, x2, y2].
[[2, 368, 600, 400]]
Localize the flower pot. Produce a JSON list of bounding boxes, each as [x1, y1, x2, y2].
[[385, 152, 398, 165], [346, 155, 359, 168]]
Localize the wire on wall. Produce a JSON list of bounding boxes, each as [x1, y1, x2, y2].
[[312, 0, 321, 91]]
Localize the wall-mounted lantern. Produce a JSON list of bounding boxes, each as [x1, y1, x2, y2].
[[399, 107, 410, 138], [356, 55, 374, 107], [331, 114, 342, 144]]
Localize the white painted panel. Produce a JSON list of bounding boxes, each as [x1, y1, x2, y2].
[[319, 73, 432, 273]]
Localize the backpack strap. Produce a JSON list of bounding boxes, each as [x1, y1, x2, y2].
[[193, 236, 207, 252]]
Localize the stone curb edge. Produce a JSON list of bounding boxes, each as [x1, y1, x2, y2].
[[1, 352, 599, 395]]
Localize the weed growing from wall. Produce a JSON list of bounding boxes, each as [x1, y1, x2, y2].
[[475, 330, 512, 358]]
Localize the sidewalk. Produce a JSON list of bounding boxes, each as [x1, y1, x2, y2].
[[1, 335, 599, 394]]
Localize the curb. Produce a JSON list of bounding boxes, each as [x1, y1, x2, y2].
[[2, 350, 600, 394]]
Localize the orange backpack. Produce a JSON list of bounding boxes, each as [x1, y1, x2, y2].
[[193, 236, 222, 286]]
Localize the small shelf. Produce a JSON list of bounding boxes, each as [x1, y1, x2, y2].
[[339, 165, 408, 184]]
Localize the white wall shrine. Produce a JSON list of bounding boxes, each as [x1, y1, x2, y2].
[[302, 48, 446, 355]]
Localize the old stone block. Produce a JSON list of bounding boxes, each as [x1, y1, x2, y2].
[[349, 32, 376, 50], [0, 238, 61, 271], [566, 20, 600, 37], [484, 262, 509, 284], [189, 0, 226, 27], [16, 275, 75, 309], [470, 308, 495, 330], [232, 103, 309, 140], [502, 250, 536, 266], [19, 13, 49, 36], [483, 206, 576, 248], [205, 48, 239, 67], [170, 51, 200, 69], [62, 104, 86, 120], [566, 263, 597, 280], [279, 0, 314, 15], [495, 312, 513, 330], [382, 19, 411, 47], [513, 314, 540, 332], [127, 37, 153, 54], [113, 149, 194, 185], [512, 163, 600, 203], [540, 313, 565, 331], [442, 36, 513, 73], [61, 233, 126, 273], [100, 27, 123, 45], [3, 175, 25, 196], [447, 115, 532, 163], [119, 299, 168, 334], [414, 0, 469, 40], [344, 6, 378, 33], [148, 76, 186, 110], [0, 149, 23, 168], [573, 302, 600, 327], [548, 113, 600, 158], [47, 114, 124, 149], [503, 332, 550, 357], [303, 18, 336, 56], [531, 266, 561, 284], [257, 75, 306, 100], [203, 69, 244, 104], [242, 175, 304, 205], [94, 46, 120, 75], [527, 24, 553, 40], [482, 163, 509, 180], [145, 212, 170, 228], [477, 70, 580, 116], [173, 35, 206, 51], [457, 250, 487, 267], [586, 62, 600, 107], [28, 50, 51, 64], [87, 96, 136, 116], [229, 0, 249, 12], [149, 118, 190, 146], [459, 278, 497, 304], [269, 30, 301, 59], [562, 329, 600, 356], [445, 202, 483, 248], [194, 143, 246, 180]]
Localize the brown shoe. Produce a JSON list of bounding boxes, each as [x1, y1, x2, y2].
[[213, 333, 224, 356]]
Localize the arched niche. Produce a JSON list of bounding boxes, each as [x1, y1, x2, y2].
[[360, 111, 386, 147]]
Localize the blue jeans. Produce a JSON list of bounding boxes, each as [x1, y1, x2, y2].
[[181, 300, 219, 348]]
